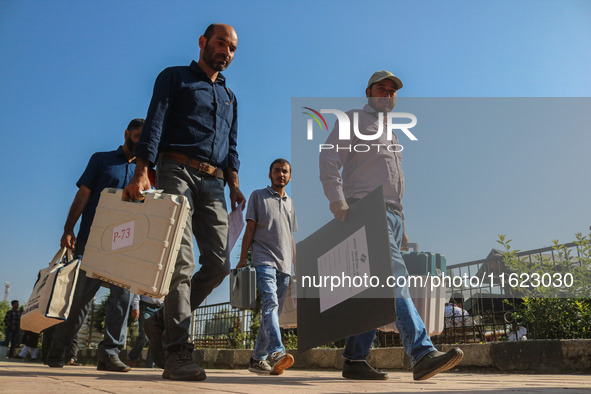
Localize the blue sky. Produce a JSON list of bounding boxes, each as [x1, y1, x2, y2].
[[1, 1, 590, 305]]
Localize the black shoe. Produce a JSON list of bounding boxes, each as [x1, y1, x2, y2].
[[144, 316, 166, 369], [47, 359, 64, 368], [342, 359, 388, 380], [46, 348, 65, 368], [97, 354, 132, 372], [413, 348, 464, 381], [162, 346, 206, 381]]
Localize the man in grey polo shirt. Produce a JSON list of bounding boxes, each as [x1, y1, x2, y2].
[[237, 158, 297, 375]]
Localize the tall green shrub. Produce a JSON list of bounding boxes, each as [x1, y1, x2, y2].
[[497, 233, 591, 339]]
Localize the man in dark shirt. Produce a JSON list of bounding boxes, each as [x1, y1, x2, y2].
[[3, 300, 21, 358], [46, 118, 144, 372], [125, 23, 245, 381]]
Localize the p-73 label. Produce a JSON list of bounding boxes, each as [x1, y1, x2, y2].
[[112, 221, 135, 250]]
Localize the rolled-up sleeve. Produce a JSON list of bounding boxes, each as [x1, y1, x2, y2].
[[131, 294, 140, 310]]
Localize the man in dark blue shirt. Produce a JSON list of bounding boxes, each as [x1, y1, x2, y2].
[[46, 118, 144, 372], [125, 23, 245, 381]]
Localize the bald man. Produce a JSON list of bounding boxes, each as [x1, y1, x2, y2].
[[125, 23, 245, 381]]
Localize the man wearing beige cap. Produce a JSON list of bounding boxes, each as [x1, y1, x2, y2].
[[319, 70, 463, 381]]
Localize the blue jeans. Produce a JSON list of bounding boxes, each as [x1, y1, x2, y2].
[[342, 209, 436, 365], [253, 265, 290, 360], [128, 302, 161, 365]]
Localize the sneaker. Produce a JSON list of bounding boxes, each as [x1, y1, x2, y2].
[[97, 354, 131, 372], [412, 347, 464, 381], [248, 357, 271, 375], [269, 351, 294, 375], [162, 347, 206, 381], [342, 359, 388, 380], [144, 316, 166, 369]]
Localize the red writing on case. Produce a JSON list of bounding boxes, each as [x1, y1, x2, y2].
[[113, 227, 132, 242]]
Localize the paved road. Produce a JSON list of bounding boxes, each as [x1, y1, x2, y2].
[[1, 360, 590, 393]]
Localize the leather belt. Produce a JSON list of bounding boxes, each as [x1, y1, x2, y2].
[[140, 300, 162, 308], [159, 152, 224, 180]]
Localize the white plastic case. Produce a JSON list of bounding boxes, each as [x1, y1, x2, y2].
[[82, 188, 190, 298], [279, 276, 446, 335], [379, 275, 447, 335]]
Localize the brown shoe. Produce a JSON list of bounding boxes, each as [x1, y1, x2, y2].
[[66, 358, 82, 366], [269, 351, 294, 375]]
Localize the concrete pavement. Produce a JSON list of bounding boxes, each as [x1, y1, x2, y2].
[[1, 360, 590, 393]]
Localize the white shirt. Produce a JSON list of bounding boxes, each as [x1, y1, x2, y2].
[[444, 304, 472, 327], [508, 326, 527, 341]]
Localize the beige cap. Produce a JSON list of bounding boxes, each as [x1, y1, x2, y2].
[[367, 70, 403, 90]]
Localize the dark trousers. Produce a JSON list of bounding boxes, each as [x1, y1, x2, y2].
[[47, 270, 132, 361], [4, 328, 21, 357], [154, 159, 231, 350], [42, 325, 79, 363]]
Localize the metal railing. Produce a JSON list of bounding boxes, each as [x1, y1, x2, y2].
[[189, 302, 254, 349], [188, 242, 587, 348], [434, 242, 585, 344]]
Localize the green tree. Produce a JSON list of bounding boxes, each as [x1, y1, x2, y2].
[[0, 301, 10, 340]]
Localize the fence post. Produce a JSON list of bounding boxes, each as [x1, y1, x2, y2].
[[87, 297, 94, 348], [240, 310, 249, 348]]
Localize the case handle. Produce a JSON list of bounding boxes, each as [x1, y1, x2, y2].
[[405, 242, 419, 252]]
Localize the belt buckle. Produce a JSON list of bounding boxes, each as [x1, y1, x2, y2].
[[199, 161, 214, 175]]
